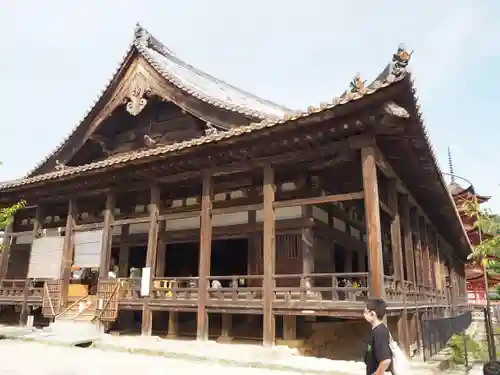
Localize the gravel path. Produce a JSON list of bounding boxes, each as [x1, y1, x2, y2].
[[0, 340, 310, 375]]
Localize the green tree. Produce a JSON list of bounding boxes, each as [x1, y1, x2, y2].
[[461, 196, 500, 272], [0, 162, 26, 231]]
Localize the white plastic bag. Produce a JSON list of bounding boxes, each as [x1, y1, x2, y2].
[[389, 335, 410, 375]]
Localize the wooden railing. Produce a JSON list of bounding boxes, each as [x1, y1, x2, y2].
[[273, 272, 369, 302], [152, 277, 198, 300], [206, 275, 264, 301], [0, 279, 44, 299]]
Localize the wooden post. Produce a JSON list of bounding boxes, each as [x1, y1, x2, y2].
[[99, 191, 116, 279], [263, 165, 276, 347], [400, 196, 416, 285], [0, 222, 14, 280], [60, 200, 77, 307], [20, 205, 43, 326], [361, 147, 384, 298], [155, 221, 166, 277], [196, 172, 213, 341], [302, 205, 314, 276], [218, 314, 233, 343], [167, 311, 179, 338], [118, 224, 130, 278], [141, 184, 160, 336], [388, 180, 409, 352], [283, 315, 297, 341], [388, 180, 404, 282], [421, 220, 431, 287]]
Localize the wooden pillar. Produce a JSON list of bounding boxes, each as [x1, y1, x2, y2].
[[263, 165, 276, 346], [361, 147, 384, 298], [301, 205, 314, 276], [344, 250, 353, 272], [167, 311, 179, 338], [118, 224, 130, 278], [141, 184, 161, 336], [60, 200, 77, 307], [218, 314, 233, 343], [155, 221, 166, 277], [283, 315, 297, 341], [99, 192, 116, 279], [0, 222, 14, 280], [420, 219, 431, 287], [357, 249, 366, 272], [20, 205, 43, 325], [388, 180, 409, 351], [388, 180, 404, 282], [400, 196, 416, 284], [196, 172, 213, 341]]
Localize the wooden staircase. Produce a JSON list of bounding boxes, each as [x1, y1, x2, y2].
[[55, 295, 99, 322]]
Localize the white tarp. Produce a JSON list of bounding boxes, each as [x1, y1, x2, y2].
[[27, 236, 64, 279], [73, 230, 103, 268]]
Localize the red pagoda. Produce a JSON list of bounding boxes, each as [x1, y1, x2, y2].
[[447, 148, 498, 305]]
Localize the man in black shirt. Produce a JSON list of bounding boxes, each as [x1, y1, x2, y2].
[[363, 298, 393, 375], [484, 361, 500, 375]]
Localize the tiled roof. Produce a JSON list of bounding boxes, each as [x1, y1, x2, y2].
[[25, 23, 290, 178], [0, 52, 407, 191]]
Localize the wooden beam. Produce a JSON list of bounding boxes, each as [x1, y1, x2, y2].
[[60, 200, 77, 307], [262, 165, 276, 347], [361, 147, 384, 298], [99, 191, 116, 279], [155, 221, 166, 277], [141, 183, 161, 336], [196, 172, 213, 341], [20, 205, 43, 325]]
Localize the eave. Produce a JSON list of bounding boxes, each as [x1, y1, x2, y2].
[[26, 23, 290, 178]]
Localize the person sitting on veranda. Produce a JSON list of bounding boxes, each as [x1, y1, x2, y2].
[[211, 279, 222, 289], [484, 361, 500, 375]]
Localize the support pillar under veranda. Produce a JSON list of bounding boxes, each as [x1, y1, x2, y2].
[[141, 184, 161, 336], [262, 165, 276, 347], [361, 146, 384, 298], [196, 172, 213, 341]]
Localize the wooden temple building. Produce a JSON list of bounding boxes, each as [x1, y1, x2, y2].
[[0, 25, 470, 354], [446, 151, 498, 304]]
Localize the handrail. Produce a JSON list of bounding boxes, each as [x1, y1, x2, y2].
[[55, 285, 96, 319], [44, 283, 56, 316], [94, 283, 120, 322]]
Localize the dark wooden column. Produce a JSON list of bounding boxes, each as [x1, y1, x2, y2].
[[155, 221, 167, 277], [196, 172, 213, 341], [400, 196, 416, 284], [388, 180, 409, 352], [60, 200, 77, 307], [20, 205, 43, 325], [118, 224, 130, 277], [420, 220, 431, 287], [0, 222, 14, 280], [99, 191, 116, 279], [263, 166, 276, 346], [302, 205, 314, 276], [388, 180, 404, 282], [141, 184, 161, 336], [361, 147, 384, 298]]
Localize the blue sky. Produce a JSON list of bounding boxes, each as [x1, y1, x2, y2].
[[1, 1, 499, 210]]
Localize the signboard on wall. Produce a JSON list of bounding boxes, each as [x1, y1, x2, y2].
[[27, 237, 65, 279], [73, 230, 104, 268]]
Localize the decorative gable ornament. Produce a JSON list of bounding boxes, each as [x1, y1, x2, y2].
[[125, 82, 151, 116]]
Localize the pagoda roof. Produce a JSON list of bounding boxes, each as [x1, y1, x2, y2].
[[26, 24, 290, 177], [448, 181, 490, 202]]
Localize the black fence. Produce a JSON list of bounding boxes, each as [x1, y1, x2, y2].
[[421, 311, 472, 360]]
